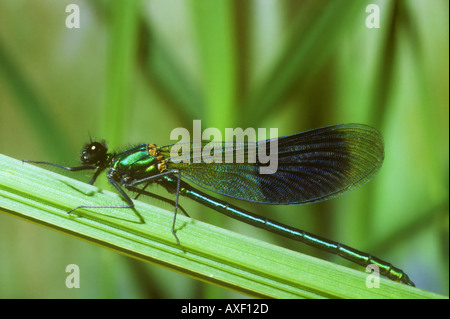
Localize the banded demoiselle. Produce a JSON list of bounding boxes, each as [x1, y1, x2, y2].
[[25, 123, 414, 286]]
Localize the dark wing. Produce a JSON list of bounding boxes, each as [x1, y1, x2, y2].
[[159, 124, 384, 205]]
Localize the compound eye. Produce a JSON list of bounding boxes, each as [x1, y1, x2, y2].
[[81, 142, 107, 165], [89, 142, 101, 153]]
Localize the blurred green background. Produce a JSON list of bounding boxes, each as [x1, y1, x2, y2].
[[0, 0, 448, 298]]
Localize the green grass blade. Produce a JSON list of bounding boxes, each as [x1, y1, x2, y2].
[[244, 0, 365, 125], [190, 0, 236, 125], [0, 154, 445, 299], [101, 0, 139, 148]]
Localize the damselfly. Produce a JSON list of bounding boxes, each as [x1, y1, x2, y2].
[[25, 123, 414, 286]]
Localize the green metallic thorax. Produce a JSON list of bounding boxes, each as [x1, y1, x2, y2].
[[109, 144, 162, 183]]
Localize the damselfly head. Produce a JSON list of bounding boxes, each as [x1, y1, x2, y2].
[[81, 141, 108, 166]]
